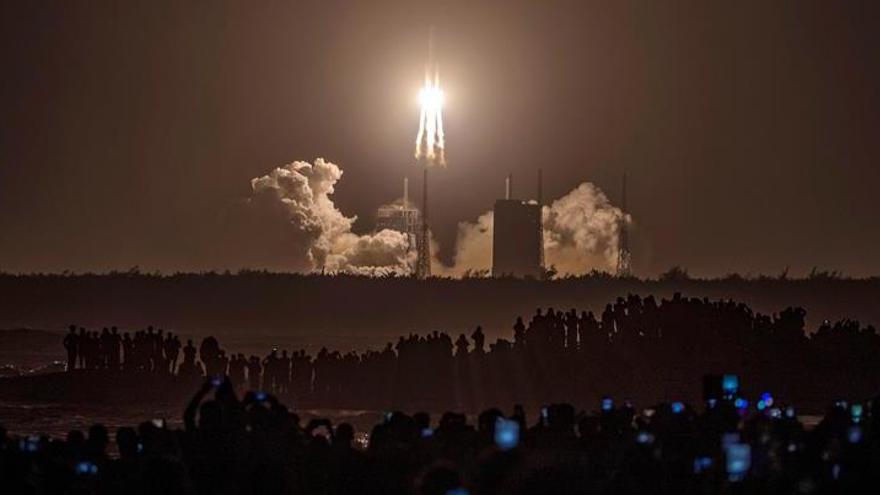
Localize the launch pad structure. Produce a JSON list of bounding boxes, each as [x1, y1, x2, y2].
[[375, 177, 421, 253]]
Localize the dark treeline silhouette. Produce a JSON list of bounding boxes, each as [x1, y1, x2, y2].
[[3, 374, 880, 494], [2, 271, 880, 352], [59, 294, 880, 412]]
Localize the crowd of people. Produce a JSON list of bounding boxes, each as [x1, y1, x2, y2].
[[1, 293, 876, 493], [2, 375, 879, 494], [60, 293, 880, 410], [63, 326, 183, 374]]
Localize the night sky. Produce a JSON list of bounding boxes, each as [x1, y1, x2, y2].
[[1, 0, 878, 277]]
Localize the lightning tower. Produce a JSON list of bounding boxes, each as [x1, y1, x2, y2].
[[616, 172, 632, 277]]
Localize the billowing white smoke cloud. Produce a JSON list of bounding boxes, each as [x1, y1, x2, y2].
[[437, 182, 629, 277], [542, 183, 629, 275], [225, 158, 414, 275]]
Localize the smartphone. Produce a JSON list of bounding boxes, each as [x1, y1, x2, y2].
[[693, 456, 713, 474], [671, 401, 684, 414], [421, 427, 434, 438], [848, 426, 863, 444], [601, 397, 614, 412], [210, 375, 223, 387], [21, 436, 40, 453], [721, 374, 739, 396], [725, 443, 751, 481], [636, 431, 654, 444], [255, 391, 268, 402], [75, 461, 99, 475], [851, 403, 864, 423], [151, 418, 166, 429], [721, 432, 741, 450], [494, 417, 520, 450], [540, 406, 548, 426]]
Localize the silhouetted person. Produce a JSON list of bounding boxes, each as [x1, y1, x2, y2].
[[454, 334, 469, 357], [262, 349, 278, 392], [178, 338, 201, 378], [228, 353, 246, 388], [513, 316, 526, 349], [77, 327, 87, 369], [247, 355, 262, 391], [471, 326, 485, 355], [108, 326, 121, 370], [122, 332, 134, 372], [279, 350, 291, 394], [63, 325, 78, 371]]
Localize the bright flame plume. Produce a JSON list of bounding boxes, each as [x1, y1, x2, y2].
[[415, 66, 445, 165]]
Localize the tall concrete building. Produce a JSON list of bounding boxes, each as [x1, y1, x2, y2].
[[492, 198, 543, 278]]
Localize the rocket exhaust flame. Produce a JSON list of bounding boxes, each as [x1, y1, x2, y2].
[[415, 35, 445, 166]]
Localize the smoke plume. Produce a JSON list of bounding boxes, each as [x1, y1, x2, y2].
[[221, 158, 414, 275], [437, 182, 630, 277]]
